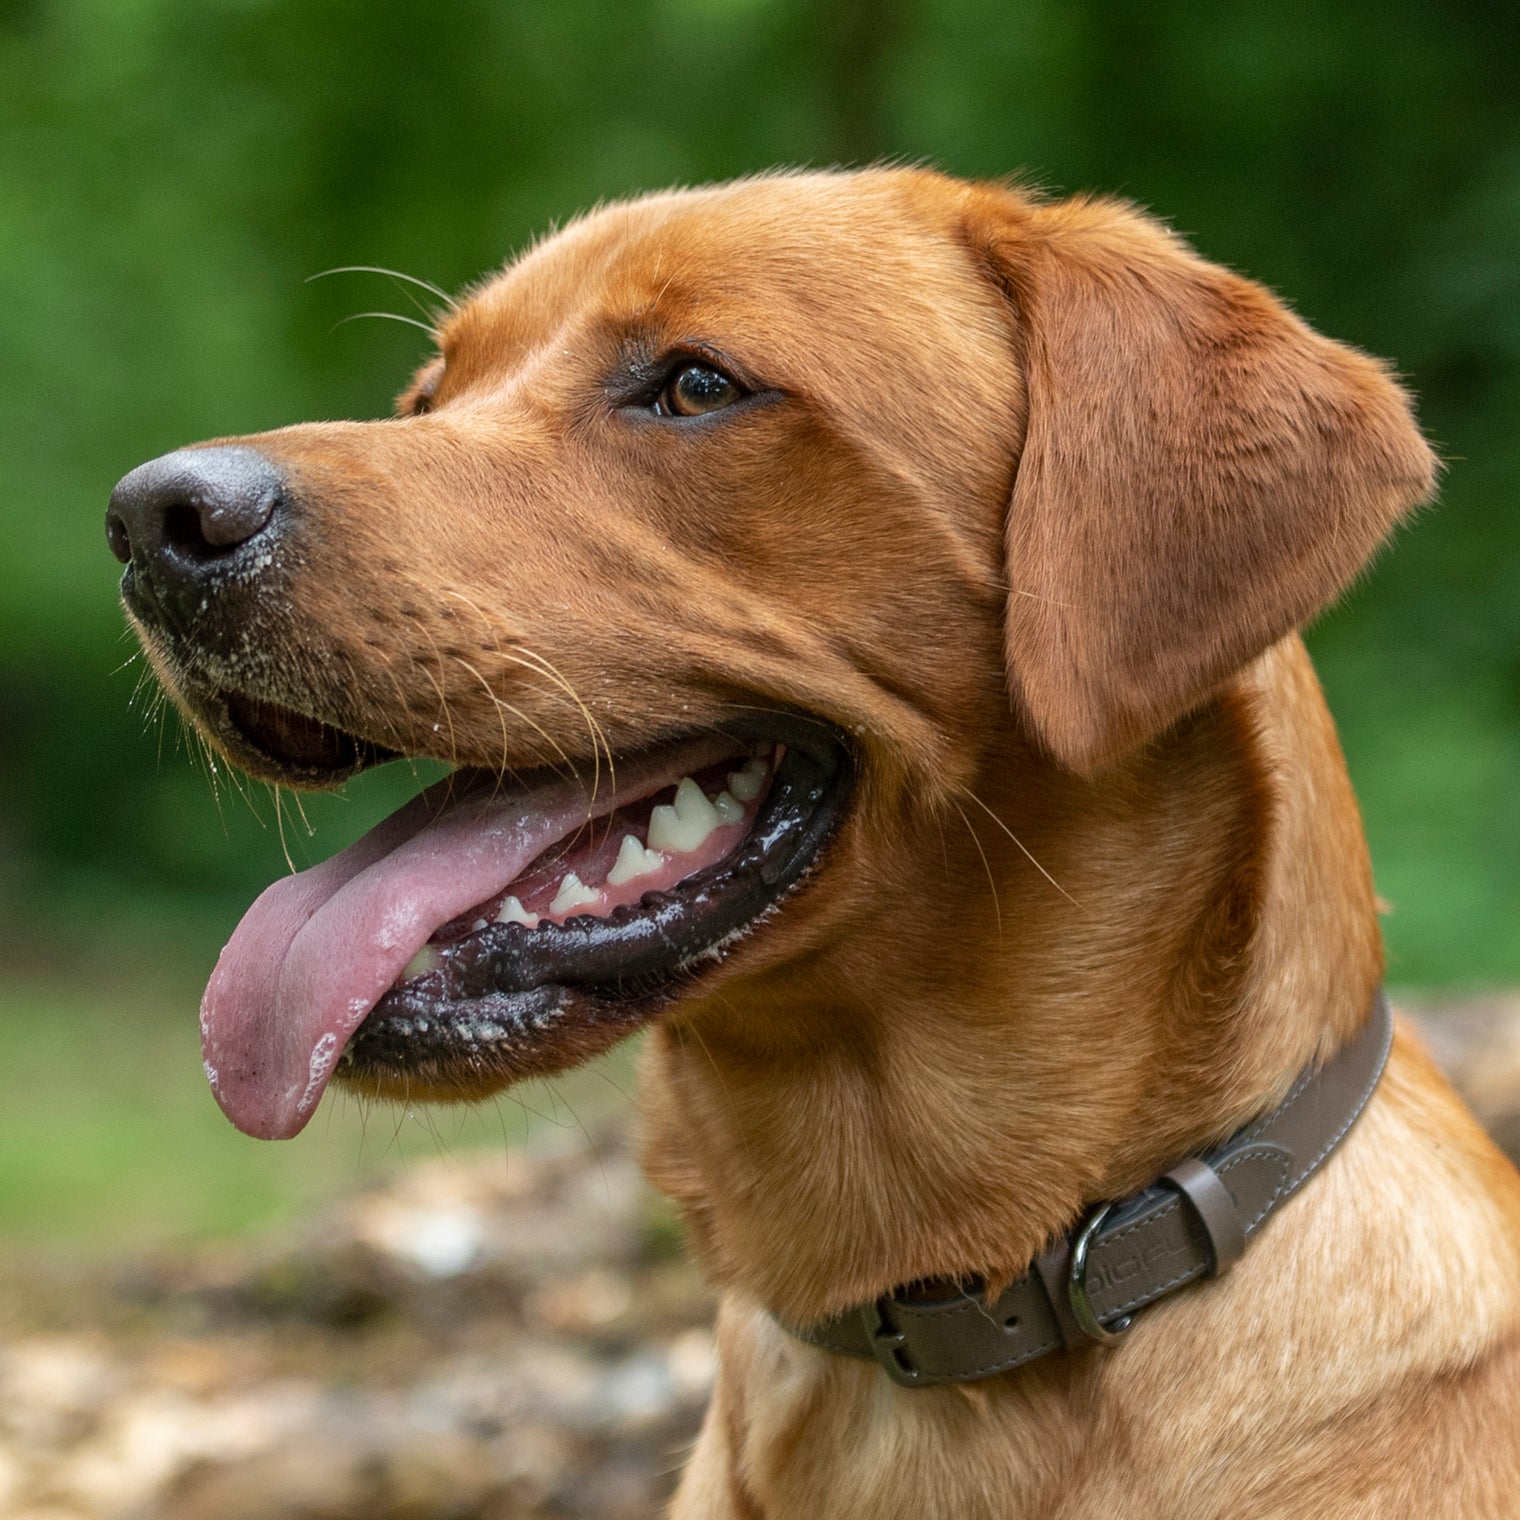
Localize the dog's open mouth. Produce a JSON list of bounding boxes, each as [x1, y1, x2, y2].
[[224, 690, 397, 778], [199, 713, 849, 1141]]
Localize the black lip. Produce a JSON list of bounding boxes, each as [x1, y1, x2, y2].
[[338, 719, 851, 1089]]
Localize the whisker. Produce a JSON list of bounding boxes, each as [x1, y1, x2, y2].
[[331, 310, 439, 338], [1003, 582, 1075, 608], [428, 592, 601, 793], [501, 1083, 570, 1129], [419, 665, 459, 765], [957, 786, 1085, 911], [271, 784, 298, 874], [543, 1077, 612, 1202], [509, 644, 613, 804], [128, 663, 157, 712], [212, 748, 264, 828], [588, 1061, 637, 1105], [409, 624, 462, 768], [489, 1094, 517, 1158], [466, 654, 515, 776], [307, 265, 455, 307], [456, 656, 576, 781], [289, 788, 316, 839], [417, 1102, 454, 1167], [950, 798, 1003, 938], [383, 1088, 413, 1158]]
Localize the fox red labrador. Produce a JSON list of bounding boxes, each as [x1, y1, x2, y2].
[[108, 169, 1520, 1517]]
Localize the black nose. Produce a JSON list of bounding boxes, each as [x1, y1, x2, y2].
[[107, 446, 287, 626], [107, 444, 285, 569]]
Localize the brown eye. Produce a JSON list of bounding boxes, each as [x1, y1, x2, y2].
[[659, 362, 742, 417], [398, 362, 442, 418]]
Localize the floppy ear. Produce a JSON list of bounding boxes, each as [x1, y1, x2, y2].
[[968, 191, 1437, 774]]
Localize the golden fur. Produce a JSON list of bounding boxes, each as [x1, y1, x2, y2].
[[148, 170, 1520, 1515]]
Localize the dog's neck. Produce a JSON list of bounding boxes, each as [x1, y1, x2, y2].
[[640, 637, 1383, 1326]]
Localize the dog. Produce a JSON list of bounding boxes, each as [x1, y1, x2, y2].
[[108, 168, 1520, 1517]]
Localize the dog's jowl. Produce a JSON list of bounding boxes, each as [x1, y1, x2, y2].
[[109, 170, 1520, 1519]]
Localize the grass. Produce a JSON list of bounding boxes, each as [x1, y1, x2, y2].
[[0, 968, 639, 1253]]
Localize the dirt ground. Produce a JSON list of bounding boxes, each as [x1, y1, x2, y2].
[[2, 996, 1517, 1520]]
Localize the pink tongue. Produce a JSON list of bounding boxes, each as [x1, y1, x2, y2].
[[201, 742, 735, 1140]]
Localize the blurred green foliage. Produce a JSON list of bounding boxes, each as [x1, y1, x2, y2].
[[0, 968, 636, 1248], [2, 0, 1517, 1000]]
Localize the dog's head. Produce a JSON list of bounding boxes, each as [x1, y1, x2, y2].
[[107, 169, 1435, 1139]]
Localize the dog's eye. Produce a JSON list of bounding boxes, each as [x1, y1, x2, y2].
[[657, 362, 744, 418], [397, 363, 443, 418]]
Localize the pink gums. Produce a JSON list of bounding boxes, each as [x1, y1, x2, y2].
[[422, 758, 767, 940]]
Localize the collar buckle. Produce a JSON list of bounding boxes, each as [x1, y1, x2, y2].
[[1067, 1201, 1135, 1345]]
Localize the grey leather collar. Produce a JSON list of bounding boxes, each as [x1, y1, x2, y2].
[[781, 989, 1394, 1386]]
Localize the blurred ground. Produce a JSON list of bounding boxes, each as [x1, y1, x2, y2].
[[1405, 991, 1520, 1160], [0, 993, 1515, 1520], [0, 1132, 709, 1520]]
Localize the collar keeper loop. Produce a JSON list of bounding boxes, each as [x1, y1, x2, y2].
[[1161, 1155, 1247, 1276]]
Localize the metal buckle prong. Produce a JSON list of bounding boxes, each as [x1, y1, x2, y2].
[[1068, 1201, 1134, 1346], [861, 1296, 923, 1386]]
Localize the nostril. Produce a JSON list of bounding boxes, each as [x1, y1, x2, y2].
[[105, 510, 132, 565], [163, 497, 224, 560], [186, 472, 281, 552]]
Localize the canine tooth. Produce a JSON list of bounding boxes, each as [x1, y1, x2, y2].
[[607, 834, 665, 886], [676, 775, 721, 826], [713, 790, 744, 825], [727, 758, 767, 803], [495, 894, 539, 927], [550, 872, 599, 915], [648, 777, 721, 852], [401, 945, 439, 981]]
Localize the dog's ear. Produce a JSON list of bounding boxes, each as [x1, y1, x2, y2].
[[966, 190, 1437, 774]]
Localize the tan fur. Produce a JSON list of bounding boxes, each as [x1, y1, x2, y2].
[[146, 169, 1520, 1515]]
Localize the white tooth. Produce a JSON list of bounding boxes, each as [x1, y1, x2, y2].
[[648, 777, 721, 852], [713, 790, 744, 825], [727, 758, 767, 803], [646, 803, 680, 851], [495, 895, 539, 927], [471, 918, 490, 932], [549, 872, 599, 916], [676, 776, 720, 828], [641, 802, 684, 851], [401, 945, 439, 981], [607, 834, 665, 886]]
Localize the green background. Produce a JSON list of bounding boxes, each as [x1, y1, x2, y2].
[[2, 0, 1516, 1243]]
